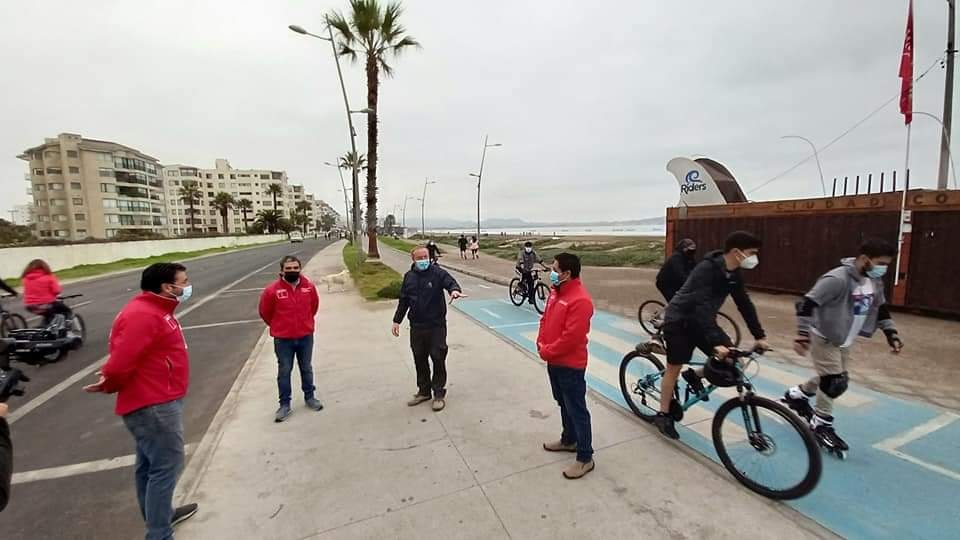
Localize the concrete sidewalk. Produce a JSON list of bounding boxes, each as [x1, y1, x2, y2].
[[177, 241, 830, 539]]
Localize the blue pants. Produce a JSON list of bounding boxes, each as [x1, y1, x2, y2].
[[122, 400, 185, 540], [274, 335, 316, 406], [548, 365, 594, 463]]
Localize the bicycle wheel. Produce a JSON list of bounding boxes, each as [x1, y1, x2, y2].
[[619, 350, 675, 421], [533, 283, 550, 314], [637, 300, 665, 335], [1, 313, 27, 337], [70, 314, 86, 345], [712, 395, 821, 500], [717, 311, 742, 348], [508, 278, 525, 306]]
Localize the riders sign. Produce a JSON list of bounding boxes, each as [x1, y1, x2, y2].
[[667, 157, 729, 207]]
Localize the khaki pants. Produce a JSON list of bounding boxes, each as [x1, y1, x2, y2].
[[799, 335, 851, 417]]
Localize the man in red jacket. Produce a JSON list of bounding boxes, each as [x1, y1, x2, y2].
[[536, 252, 596, 480], [83, 262, 197, 539], [259, 256, 322, 422]]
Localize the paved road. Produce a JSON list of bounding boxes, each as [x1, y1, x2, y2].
[[1, 239, 331, 540]]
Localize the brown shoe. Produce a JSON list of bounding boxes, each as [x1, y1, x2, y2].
[[432, 398, 446, 411], [542, 440, 577, 453], [407, 394, 431, 407], [563, 460, 595, 479]]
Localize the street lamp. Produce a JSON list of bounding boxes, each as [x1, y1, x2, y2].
[[909, 111, 958, 189], [402, 194, 416, 231], [421, 178, 438, 238], [469, 135, 502, 240], [781, 135, 826, 196], [324, 161, 352, 235]]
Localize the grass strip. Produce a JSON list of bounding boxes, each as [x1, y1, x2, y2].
[[343, 242, 403, 301]]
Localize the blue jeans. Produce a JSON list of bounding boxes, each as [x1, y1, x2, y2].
[[547, 365, 594, 463], [274, 335, 316, 406], [122, 399, 185, 540]]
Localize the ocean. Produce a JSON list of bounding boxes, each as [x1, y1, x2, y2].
[[427, 224, 666, 237]]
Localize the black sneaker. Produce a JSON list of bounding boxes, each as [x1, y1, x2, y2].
[[172, 503, 198, 527], [653, 412, 680, 440], [682, 368, 708, 402]]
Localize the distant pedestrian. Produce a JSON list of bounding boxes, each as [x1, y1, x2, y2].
[[83, 262, 198, 539], [458, 234, 468, 259], [258, 256, 323, 423], [469, 236, 480, 259], [537, 253, 596, 479], [426, 240, 442, 263], [392, 246, 466, 411]]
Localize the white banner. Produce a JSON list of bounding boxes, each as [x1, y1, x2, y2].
[[666, 157, 727, 207]]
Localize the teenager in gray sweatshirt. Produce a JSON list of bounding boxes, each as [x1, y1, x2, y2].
[[783, 238, 903, 453]]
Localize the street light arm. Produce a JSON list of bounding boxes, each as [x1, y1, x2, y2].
[[781, 135, 826, 196], [909, 111, 958, 189]]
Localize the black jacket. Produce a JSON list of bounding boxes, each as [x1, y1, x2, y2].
[[393, 263, 462, 329], [0, 279, 15, 297], [655, 251, 696, 302], [662, 250, 765, 347], [0, 418, 11, 512]]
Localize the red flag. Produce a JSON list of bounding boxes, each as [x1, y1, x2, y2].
[[899, 0, 914, 124]]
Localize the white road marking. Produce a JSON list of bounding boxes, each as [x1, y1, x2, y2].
[[477, 284, 492, 289], [7, 257, 288, 425], [480, 308, 503, 320], [13, 444, 197, 484], [873, 412, 960, 481], [24, 301, 93, 323], [490, 321, 540, 329], [181, 319, 263, 331]]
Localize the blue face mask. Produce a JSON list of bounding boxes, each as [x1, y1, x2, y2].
[[866, 264, 888, 279], [415, 259, 430, 271], [549, 270, 561, 286], [173, 284, 193, 303]]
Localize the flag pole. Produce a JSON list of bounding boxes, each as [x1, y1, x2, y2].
[[894, 124, 912, 286]]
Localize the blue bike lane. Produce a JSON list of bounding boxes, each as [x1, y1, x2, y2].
[[455, 298, 960, 539]]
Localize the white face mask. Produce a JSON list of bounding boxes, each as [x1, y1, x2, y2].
[[524, 247, 533, 253], [739, 254, 759, 270]]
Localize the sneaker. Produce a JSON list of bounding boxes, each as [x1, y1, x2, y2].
[[432, 397, 446, 411], [653, 412, 680, 440], [274, 404, 292, 423], [407, 393, 431, 407], [562, 460, 595, 479], [171, 503, 198, 527], [542, 440, 577, 453], [306, 397, 324, 411], [682, 368, 708, 402]]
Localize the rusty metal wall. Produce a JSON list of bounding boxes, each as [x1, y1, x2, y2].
[[907, 211, 960, 314]]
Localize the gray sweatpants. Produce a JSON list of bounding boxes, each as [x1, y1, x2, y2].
[[799, 335, 851, 417]]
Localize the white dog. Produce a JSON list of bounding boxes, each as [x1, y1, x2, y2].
[[319, 269, 350, 292]]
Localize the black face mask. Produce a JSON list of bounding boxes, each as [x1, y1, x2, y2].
[[283, 271, 300, 283], [684, 250, 696, 259]]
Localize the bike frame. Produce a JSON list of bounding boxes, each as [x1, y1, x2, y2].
[[637, 356, 755, 412]]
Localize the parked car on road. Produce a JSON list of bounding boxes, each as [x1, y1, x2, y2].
[[289, 231, 304, 243]]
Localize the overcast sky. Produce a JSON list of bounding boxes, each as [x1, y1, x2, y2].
[[1, 1, 955, 224]]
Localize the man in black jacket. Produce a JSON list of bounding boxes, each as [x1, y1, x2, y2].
[[655, 238, 697, 302], [653, 231, 769, 439], [392, 246, 465, 411]]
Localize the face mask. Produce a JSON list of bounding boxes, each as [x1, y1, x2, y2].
[[415, 259, 430, 271], [283, 271, 300, 283], [171, 284, 193, 304], [739, 253, 759, 270], [524, 247, 533, 253], [684, 249, 696, 258], [549, 270, 561, 286], [866, 264, 888, 279]]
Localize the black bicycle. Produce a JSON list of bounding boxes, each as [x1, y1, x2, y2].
[[509, 265, 551, 314], [637, 299, 742, 348], [0, 295, 27, 339], [5, 294, 86, 364]]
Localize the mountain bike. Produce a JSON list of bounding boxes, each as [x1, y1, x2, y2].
[[509, 265, 551, 314], [0, 295, 27, 338], [618, 344, 821, 500], [5, 294, 86, 364], [637, 299, 742, 348]]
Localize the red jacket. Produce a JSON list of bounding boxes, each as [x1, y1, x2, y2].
[[536, 278, 594, 370], [22, 269, 62, 306], [259, 277, 320, 339], [100, 292, 189, 416]]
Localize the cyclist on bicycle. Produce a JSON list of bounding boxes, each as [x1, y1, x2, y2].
[[21, 259, 70, 326], [654, 231, 769, 439], [655, 238, 697, 302], [426, 240, 442, 263], [516, 241, 543, 305]]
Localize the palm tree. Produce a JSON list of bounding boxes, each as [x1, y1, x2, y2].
[[212, 192, 235, 234], [178, 181, 202, 234], [327, 0, 420, 257], [237, 198, 254, 232], [295, 200, 313, 234], [338, 150, 367, 174], [255, 209, 283, 234], [266, 183, 284, 210]]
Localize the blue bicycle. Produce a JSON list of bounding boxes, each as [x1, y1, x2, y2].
[[618, 344, 822, 500]]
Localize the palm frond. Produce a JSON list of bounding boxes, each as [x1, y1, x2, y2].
[[325, 11, 356, 45], [338, 43, 359, 62]]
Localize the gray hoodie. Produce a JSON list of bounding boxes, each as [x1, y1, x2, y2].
[[798, 258, 896, 347]]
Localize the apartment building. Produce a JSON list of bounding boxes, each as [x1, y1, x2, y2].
[[18, 133, 168, 240]]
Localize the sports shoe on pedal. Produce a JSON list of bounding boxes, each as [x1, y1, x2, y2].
[[171, 503, 198, 527], [682, 368, 708, 402], [274, 404, 292, 423], [653, 412, 680, 440]]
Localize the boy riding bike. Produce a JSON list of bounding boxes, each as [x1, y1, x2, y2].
[[782, 238, 902, 456], [654, 231, 769, 439], [516, 241, 543, 306]]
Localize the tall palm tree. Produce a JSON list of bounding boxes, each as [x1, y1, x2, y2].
[[255, 209, 283, 234], [266, 183, 284, 211], [295, 200, 313, 234], [212, 192, 235, 234], [328, 0, 420, 257], [237, 198, 254, 232], [178, 181, 202, 234], [338, 151, 367, 174]]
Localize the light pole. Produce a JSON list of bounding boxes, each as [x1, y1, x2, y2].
[[781, 135, 826, 196], [289, 23, 373, 247], [938, 0, 956, 190], [402, 194, 415, 231], [469, 135, 502, 240], [324, 161, 352, 236], [910, 110, 958, 189], [421, 178, 437, 238]]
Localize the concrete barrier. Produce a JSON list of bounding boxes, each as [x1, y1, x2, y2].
[[1, 234, 287, 279]]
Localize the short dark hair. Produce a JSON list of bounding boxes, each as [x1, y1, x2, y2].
[[141, 263, 186, 293], [860, 237, 896, 258], [524, 241, 533, 247], [676, 238, 696, 251], [724, 231, 762, 253], [554, 252, 581, 278], [280, 255, 302, 268]]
